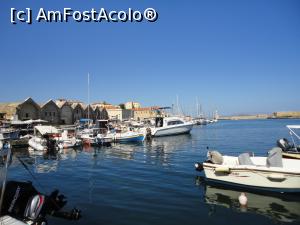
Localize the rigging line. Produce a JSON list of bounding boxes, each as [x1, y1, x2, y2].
[[16, 156, 47, 194], [0, 147, 11, 217]]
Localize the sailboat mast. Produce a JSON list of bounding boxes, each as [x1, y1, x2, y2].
[[196, 97, 199, 117], [176, 95, 179, 115], [88, 73, 90, 123]]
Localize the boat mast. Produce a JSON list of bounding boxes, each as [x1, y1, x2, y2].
[[176, 95, 180, 116], [196, 97, 199, 118], [88, 73, 90, 125]]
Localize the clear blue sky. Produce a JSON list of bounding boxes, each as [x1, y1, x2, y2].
[[1, 0, 299, 116]]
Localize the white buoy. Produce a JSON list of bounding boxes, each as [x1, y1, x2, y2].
[[239, 192, 248, 206]]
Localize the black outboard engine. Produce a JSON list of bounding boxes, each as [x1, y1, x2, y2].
[[277, 138, 292, 151], [1, 181, 81, 224]]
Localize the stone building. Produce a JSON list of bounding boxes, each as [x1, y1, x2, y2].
[[83, 105, 95, 121], [17, 98, 41, 120], [40, 99, 60, 124], [72, 103, 84, 122], [92, 106, 109, 120], [106, 106, 132, 121], [0, 98, 41, 121], [124, 101, 141, 109], [56, 100, 74, 125], [133, 107, 160, 121], [99, 108, 109, 120]]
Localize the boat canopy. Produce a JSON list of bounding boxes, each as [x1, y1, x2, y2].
[[287, 125, 300, 129], [34, 126, 59, 135], [11, 119, 48, 125], [286, 125, 300, 141]]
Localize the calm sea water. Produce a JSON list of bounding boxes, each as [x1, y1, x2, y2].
[[9, 119, 300, 225]]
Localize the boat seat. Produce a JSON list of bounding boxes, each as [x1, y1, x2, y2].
[[267, 147, 283, 167], [238, 153, 254, 165], [207, 151, 223, 164]]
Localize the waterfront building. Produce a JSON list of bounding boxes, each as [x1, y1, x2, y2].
[[40, 99, 60, 124], [0, 98, 41, 121], [71, 102, 84, 122], [106, 106, 132, 121], [84, 105, 96, 121], [133, 107, 160, 121], [17, 97, 41, 120], [56, 99, 74, 125], [93, 106, 109, 120], [91, 102, 115, 109], [124, 101, 141, 109]]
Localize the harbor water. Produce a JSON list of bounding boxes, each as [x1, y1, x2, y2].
[[9, 119, 300, 225]]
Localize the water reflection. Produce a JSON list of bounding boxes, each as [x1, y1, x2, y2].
[[12, 148, 79, 173], [144, 134, 192, 166], [196, 176, 300, 223], [79, 134, 192, 165]]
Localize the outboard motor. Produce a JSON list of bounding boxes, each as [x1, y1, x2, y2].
[[277, 138, 292, 151], [46, 139, 57, 152], [2, 181, 81, 224], [146, 128, 152, 140], [24, 194, 46, 222]]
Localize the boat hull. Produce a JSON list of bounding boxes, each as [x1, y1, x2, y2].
[[28, 137, 46, 151], [152, 124, 193, 137], [203, 164, 300, 193], [115, 135, 145, 143], [282, 152, 300, 159]]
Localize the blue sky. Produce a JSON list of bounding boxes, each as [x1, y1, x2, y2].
[[0, 0, 299, 116]]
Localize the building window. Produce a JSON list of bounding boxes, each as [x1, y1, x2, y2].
[[25, 113, 29, 118], [45, 112, 47, 116], [49, 112, 52, 116], [53, 112, 55, 116]]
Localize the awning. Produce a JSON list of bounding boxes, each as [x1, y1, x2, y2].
[[34, 125, 59, 135], [287, 125, 300, 129], [11, 119, 48, 125]]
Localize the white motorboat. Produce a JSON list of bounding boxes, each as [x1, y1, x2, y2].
[[195, 148, 300, 193], [149, 117, 193, 137], [28, 126, 59, 151], [57, 130, 82, 149]]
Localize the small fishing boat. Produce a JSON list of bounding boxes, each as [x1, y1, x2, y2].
[[149, 117, 193, 137], [28, 126, 59, 151], [195, 148, 300, 193], [276, 125, 300, 159], [79, 128, 113, 146], [57, 129, 82, 149], [113, 130, 145, 143]]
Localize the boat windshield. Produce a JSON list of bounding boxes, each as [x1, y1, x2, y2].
[[286, 125, 300, 149]]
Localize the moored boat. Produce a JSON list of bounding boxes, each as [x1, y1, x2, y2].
[[57, 129, 82, 149], [28, 126, 60, 151], [195, 148, 300, 193], [113, 130, 145, 143], [149, 116, 193, 137]]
